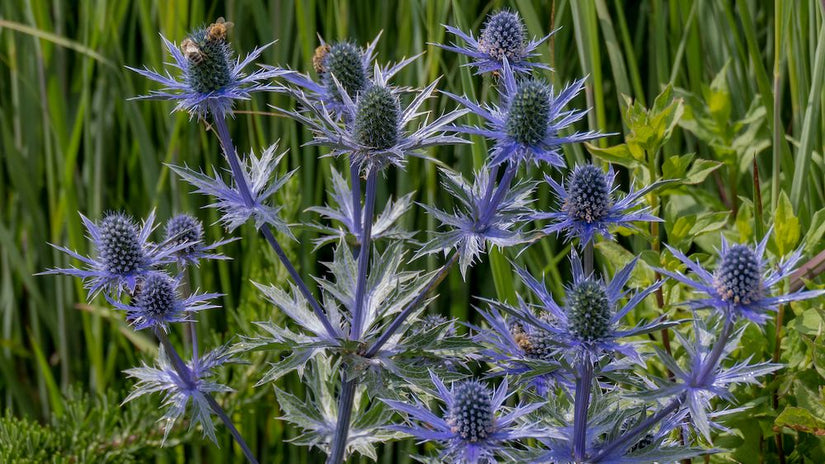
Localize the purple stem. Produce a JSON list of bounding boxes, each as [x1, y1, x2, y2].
[[155, 329, 258, 464], [211, 115, 338, 341], [572, 357, 594, 461], [365, 251, 460, 358], [350, 161, 362, 236], [350, 170, 378, 340], [326, 378, 357, 464]]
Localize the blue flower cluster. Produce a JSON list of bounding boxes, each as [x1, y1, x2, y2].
[[40, 10, 824, 464]]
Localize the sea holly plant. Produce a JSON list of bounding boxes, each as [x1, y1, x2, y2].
[[37, 9, 825, 464]]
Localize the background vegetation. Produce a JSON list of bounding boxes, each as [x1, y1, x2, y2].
[[2, 0, 825, 462]]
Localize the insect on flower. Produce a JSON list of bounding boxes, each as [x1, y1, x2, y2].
[[128, 18, 285, 119]]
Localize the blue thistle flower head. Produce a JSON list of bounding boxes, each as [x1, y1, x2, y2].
[[418, 166, 536, 277], [278, 58, 469, 173], [163, 213, 236, 266], [109, 271, 220, 331], [435, 10, 553, 75], [40, 211, 178, 298], [124, 345, 237, 443], [165, 214, 203, 252], [277, 34, 382, 118], [383, 372, 543, 464], [128, 18, 285, 119], [501, 254, 673, 366], [319, 42, 368, 99], [478, 11, 527, 64], [98, 212, 149, 277], [444, 62, 604, 168], [353, 84, 401, 150], [658, 231, 825, 324], [536, 164, 663, 247]]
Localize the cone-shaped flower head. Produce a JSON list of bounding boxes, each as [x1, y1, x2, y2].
[[134, 273, 179, 325], [40, 211, 178, 298], [382, 373, 543, 464], [478, 11, 527, 63], [500, 254, 673, 366], [318, 42, 368, 102], [354, 85, 401, 150], [449, 381, 494, 443], [109, 272, 220, 331], [128, 18, 283, 118], [183, 19, 234, 93], [537, 164, 662, 247], [510, 322, 554, 361], [278, 59, 468, 173], [163, 214, 234, 266], [277, 34, 383, 118], [658, 231, 825, 324], [444, 62, 602, 168], [435, 10, 552, 75], [505, 80, 552, 146], [713, 245, 762, 305], [563, 165, 611, 224], [98, 213, 148, 277], [165, 214, 204, 256], [566, 279, 612, 343]]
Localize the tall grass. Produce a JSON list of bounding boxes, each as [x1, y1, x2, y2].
[[1, 1, 823, 462]]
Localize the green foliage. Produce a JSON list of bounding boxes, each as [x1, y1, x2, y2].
[[0, 388, 161, 463]]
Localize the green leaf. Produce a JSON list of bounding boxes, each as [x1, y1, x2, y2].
[[774, 191, 800, 256], [595, 241, 655, 286], [690, 211, 729, 236], [684, 159, 723, 184], [586, 142, 643, 169], [774, 406, 825, 436], [662, 154, 695, 180], [804, 208, 825, 255]]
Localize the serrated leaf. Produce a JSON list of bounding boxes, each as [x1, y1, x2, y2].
[[804, 208, 825, 255], [684, 159, 723, 184], [586, 142, 643, 169], [690, 211, 729, 236], [662, 154, 695, 180], [774, 406, 825, 436]]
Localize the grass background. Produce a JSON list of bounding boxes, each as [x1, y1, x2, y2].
[[2, 0, 825, 462]]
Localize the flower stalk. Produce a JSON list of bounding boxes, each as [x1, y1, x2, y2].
[[211, 115, 338, 341], [155, 329, 259, 464]]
